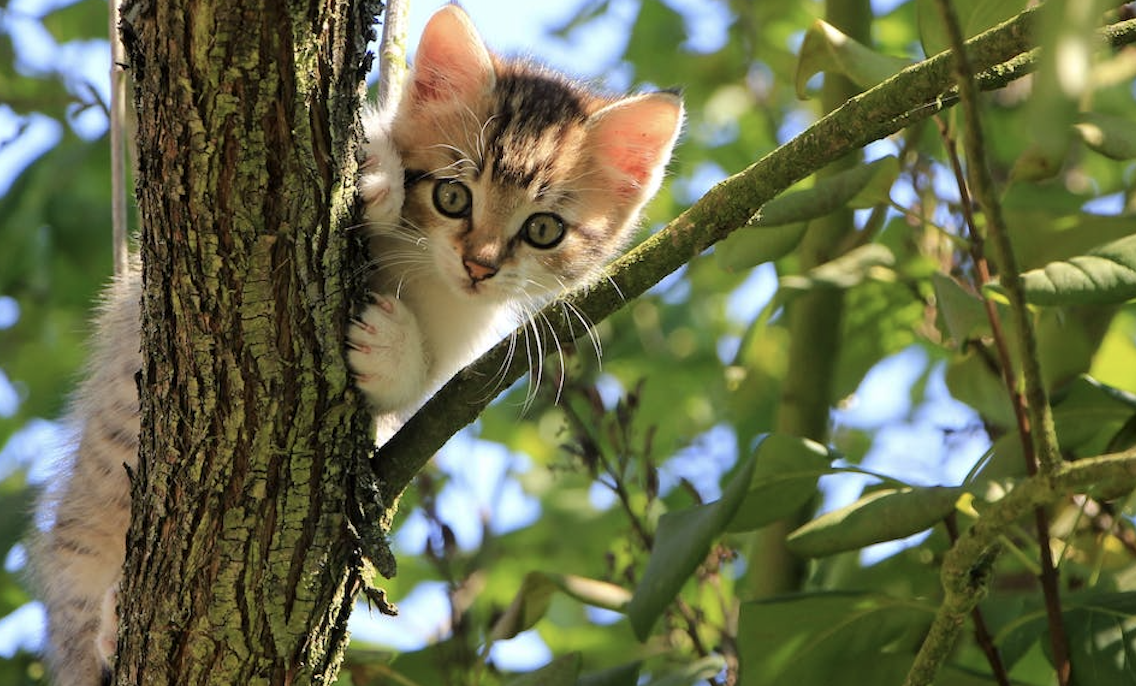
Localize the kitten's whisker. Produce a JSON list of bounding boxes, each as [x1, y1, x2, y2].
[[548, 275, 603, 363], [525, 308, 544, 409], [535, 308, 566, 406], [604, 273, 626, 302]]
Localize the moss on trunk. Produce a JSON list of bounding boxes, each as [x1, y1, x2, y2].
[[115, 1, 389, 683]]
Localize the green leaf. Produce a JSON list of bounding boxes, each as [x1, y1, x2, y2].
[[832, 278, 925, 399], [1003, 185, 1136, 271], [1013, 233, 1136, 306], [506, 653, 582, 686], [753, 156, 899, 228], [626, 452, 756, 641], [1051, 375, 1136, 460], [1024, 0, 1112, 166], [796, 19, 912, 98], [715, 223, 807, 272], [577, 662, 641, 686], [780, 243, 896, 291], [715, 157, 898, 273], [42, 0, 109, 43], [489, 572, 558, 642], [727, 434, 835, 533], [931, 272, 989, 343], [738, 592, 932, 685], [1075, 112, 1136, 161], [1063, 591, 1136, 686], [916, 0, 1028, 58], [786, 486, 963, 558], [489, 572, 633, 641]]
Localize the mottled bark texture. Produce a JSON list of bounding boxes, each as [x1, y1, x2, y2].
[[115, 1, 390, 683]]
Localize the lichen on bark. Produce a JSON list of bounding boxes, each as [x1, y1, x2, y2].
[[114, 1, 389, 683]]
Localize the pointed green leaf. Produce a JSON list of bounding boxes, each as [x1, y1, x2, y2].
[[1075, 112, 1136, 161], [489, 572, 558, 642], [786, 486, 964, 558], [715, 223, 807, 272], [1051, 375, 1136, 460], [738, 593, 933, 685], [490, 573, 632, 641], [1063, 591, 1136, 686], [626, 453, 756, 641], [1014, 233, 1136, 306], [780, 244, 896, 291], [752, 156, 899, 228], [42, 0, 109, 42], [552, 574, 632, 612], [796, 19, 912, 98], [916, 0, 1028, 58], [728, 434, 836, 533], [506, 653, 582, 686], [1024, 0, 1112, 165], [931, 272, 990, 343]]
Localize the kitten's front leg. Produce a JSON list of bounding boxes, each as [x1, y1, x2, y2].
[[359, 110, 405, 227], [348, 292, 428, 412]]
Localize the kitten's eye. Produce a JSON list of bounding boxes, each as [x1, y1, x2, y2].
[[433, 180, 472, 218], [521, 213, 567, 249]]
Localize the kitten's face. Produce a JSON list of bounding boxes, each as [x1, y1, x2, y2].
[[386, 6, 682, 306]]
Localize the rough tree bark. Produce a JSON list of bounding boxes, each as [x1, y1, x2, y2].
[[114, 0, 392, 683]]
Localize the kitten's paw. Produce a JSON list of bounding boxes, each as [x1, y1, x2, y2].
[[360, 124, 405, 227], [360, 162, 405, 226], [348, 293, 428, 411]]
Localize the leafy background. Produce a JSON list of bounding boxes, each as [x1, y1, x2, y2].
[[2, 0, 1136, 685]]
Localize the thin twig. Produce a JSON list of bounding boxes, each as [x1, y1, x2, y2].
[[377, 0, 408, 111], [109, 0, 129, 276]]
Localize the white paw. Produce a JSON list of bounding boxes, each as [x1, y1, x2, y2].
[[360, 121, 405, 227], [347, 293, 428, 411]]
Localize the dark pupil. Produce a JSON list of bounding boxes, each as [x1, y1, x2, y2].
[[434, 181, 470, 217], [525, 213, 565, 248], [532, 218, 556, 242]]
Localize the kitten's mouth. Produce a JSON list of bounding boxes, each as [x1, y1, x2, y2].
[[459, 279, 492, 297]]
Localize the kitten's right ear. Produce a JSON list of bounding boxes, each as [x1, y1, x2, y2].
[[406, 5, 495, 108]]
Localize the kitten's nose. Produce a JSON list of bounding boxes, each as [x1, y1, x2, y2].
[[463, 258, 498, 282]]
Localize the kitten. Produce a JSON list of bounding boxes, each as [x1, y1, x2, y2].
[[31, 5, 682, 685], [351, 6, 682, 436]]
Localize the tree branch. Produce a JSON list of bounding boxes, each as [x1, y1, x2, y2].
[[903, 448, 1136, 686], [935, 0, 1072, 681], [374, 8, 1136, 501]]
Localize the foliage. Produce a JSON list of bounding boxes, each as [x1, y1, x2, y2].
[[2, 0, 1136, 685]]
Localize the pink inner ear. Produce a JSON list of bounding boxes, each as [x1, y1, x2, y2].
[[589, 94, 683, 200], [408, 6, 494, 106], [604, 133, 660, 198]]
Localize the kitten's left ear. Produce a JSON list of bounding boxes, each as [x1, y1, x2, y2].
[[406, 5, 495, 109], [585, 92, 684, 203]]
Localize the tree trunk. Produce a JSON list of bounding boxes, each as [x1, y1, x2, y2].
[[114, 0, 391, 683]]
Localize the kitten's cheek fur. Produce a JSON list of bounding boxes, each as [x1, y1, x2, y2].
[[347, 294, 428, 411]]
